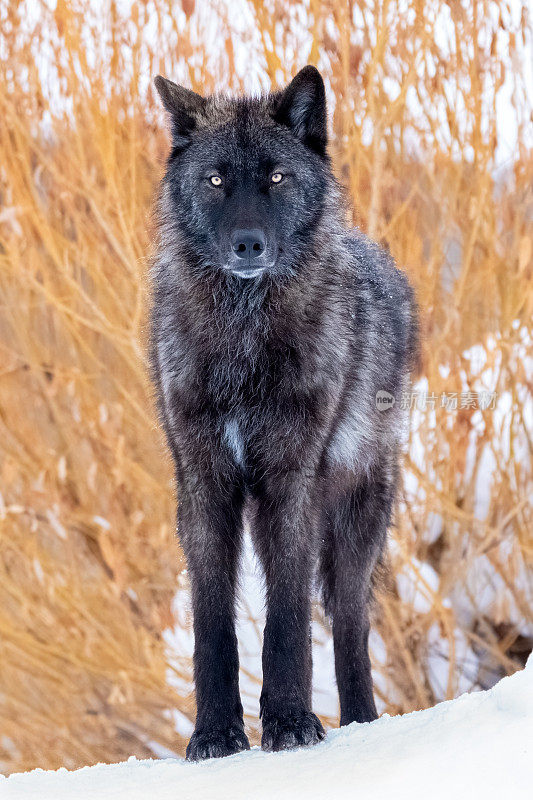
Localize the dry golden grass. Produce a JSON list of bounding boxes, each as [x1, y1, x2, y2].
[[0, 0, 531, 774]]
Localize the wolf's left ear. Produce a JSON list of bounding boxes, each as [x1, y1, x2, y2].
[[273, 66, 327, 158], [154, 75, 206, 151]]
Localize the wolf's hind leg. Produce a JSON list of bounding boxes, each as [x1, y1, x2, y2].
[[320, 464, 394, 725]]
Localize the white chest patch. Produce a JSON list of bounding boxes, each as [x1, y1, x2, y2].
[[223, 417, 245, 467]]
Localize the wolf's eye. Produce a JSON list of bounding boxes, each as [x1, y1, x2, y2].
[[209, 175, 222, 187], [271, 172, 283, 184]]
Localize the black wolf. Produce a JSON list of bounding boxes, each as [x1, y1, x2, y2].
[[151, 66, 419, 761]]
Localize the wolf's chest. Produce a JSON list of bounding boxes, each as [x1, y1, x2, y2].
[[204, 335, 299, 406], [222, 416, 246, 468]]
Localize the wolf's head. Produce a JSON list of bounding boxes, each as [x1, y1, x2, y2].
[[155, 67, 336, 281]]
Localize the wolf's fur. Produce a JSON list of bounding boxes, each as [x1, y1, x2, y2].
[[151, 66, 419, 761]]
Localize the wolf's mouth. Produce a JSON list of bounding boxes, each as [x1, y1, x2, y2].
[[228, 267, 266, 279]]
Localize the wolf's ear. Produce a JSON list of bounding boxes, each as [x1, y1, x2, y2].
[[273, 66, 327, 158], [154, 76, 205, 151]]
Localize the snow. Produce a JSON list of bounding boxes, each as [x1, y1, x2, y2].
[[3, 656, 532, 800]]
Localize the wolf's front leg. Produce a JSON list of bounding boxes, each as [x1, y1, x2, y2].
[[253, 471, 325, 752], [178, 479, 249, 761]]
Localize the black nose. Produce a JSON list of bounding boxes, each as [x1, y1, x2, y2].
[[231, 229, 266, 259]]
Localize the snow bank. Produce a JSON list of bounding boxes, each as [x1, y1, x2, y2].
[[3, 656, 532, 800]]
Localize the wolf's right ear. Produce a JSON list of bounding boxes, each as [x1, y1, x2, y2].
[[154, 76, 205, 152]]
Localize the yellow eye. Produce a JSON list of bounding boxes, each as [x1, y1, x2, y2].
[[271, 172, 283, 184], [210, 175, 222, 186]]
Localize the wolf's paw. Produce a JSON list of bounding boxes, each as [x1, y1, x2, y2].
[[185, 724, 250, 762], [261, 709, 325, 752]]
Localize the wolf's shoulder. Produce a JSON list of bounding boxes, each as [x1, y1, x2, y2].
[[340, 228, 413, 305], [338, 228, 420, 372]]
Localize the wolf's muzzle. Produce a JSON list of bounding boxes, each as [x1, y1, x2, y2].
[[228, 228, 269, 278]]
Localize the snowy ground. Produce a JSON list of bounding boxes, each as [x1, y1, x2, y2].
[[3, 655, 531, 800]]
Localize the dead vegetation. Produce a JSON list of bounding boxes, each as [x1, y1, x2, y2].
[[0, 0, 531, 774]]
